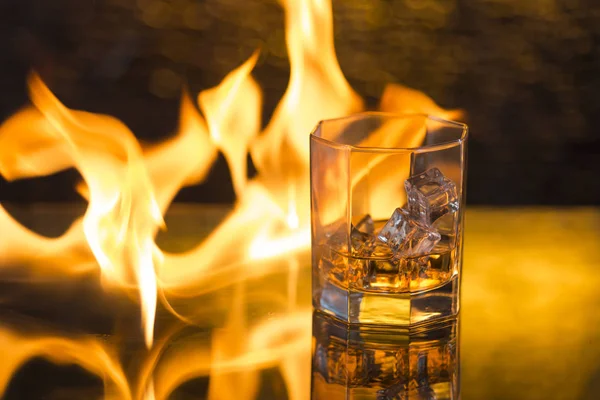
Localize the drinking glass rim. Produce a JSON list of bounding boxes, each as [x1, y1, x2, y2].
[[310, 112, 468, 154]]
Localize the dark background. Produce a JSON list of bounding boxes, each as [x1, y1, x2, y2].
[[0, 0, 598, 205]]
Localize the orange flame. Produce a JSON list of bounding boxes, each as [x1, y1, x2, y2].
[[0, 0, 461, 398], [199, 50, 262, 198], [144, 90, 218, 213], [250, 0, 364, 228], [0, 73, 164, 348], [253, 0, 363, 169]]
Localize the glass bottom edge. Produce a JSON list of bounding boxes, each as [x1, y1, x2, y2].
[[314, 275, 459, 327]]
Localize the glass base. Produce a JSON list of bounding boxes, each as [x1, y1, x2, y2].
[[314, 275, 459, 326]]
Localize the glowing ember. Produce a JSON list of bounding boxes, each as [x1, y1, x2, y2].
[[0, 0, 460, 398]]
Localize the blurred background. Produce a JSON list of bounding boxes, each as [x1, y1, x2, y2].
[[0, 0, 598, 205]]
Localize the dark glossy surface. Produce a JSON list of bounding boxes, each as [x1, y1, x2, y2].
[[1, 206, 599, 399], [461, 207, 600, 400]]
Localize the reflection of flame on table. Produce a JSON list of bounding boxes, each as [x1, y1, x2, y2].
[[0, 0, 459, 398]]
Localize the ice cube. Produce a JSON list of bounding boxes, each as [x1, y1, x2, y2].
[[377, 208, 441, 257], [400, 223, 440, 257], [432, 212, 457, 249], [351, 228, 375, 254], [405, 167, 459, 224], [352, 223, 394, 259], [350, 214, 377, 254], [325, 215, 378, 255], [368, 241, 395, 259], [353, 214, 375, 235], [351, 238, 396, 289], [377, 208, 412, 250]]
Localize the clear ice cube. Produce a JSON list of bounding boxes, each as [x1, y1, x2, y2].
[[352, 239, 397, 290], [405, 167, 459, 224], [351, 229, 375, 254], [353, 214, 375, 235], [326, 214, 379, 255], [432, 212, 457, 249], [377, 208, 412, 250], [351, 214, 377, 254], [377, 208, 441, 257], [400, 223, 441, 257]]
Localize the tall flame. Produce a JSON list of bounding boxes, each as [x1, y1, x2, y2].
[[0, 0, 461, 398], [250, 0, 364, 228], [253, 0, 363, 170], [0, 74, 164, 348], [199, 50, 261, 198]]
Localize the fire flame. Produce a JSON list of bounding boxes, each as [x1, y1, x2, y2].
[[0, 0, 460, 398]]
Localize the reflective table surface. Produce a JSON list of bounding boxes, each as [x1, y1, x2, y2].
[[460, 208, 600, 400], [1, 206, 599, 399]]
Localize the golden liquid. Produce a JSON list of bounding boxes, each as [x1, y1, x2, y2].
[[319, 245, 457, 294]]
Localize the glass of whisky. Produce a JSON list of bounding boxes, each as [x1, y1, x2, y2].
[[310, 113, 467, 326]]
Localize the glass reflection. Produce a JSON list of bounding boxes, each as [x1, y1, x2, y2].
[[311, 312, 459, 399]]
